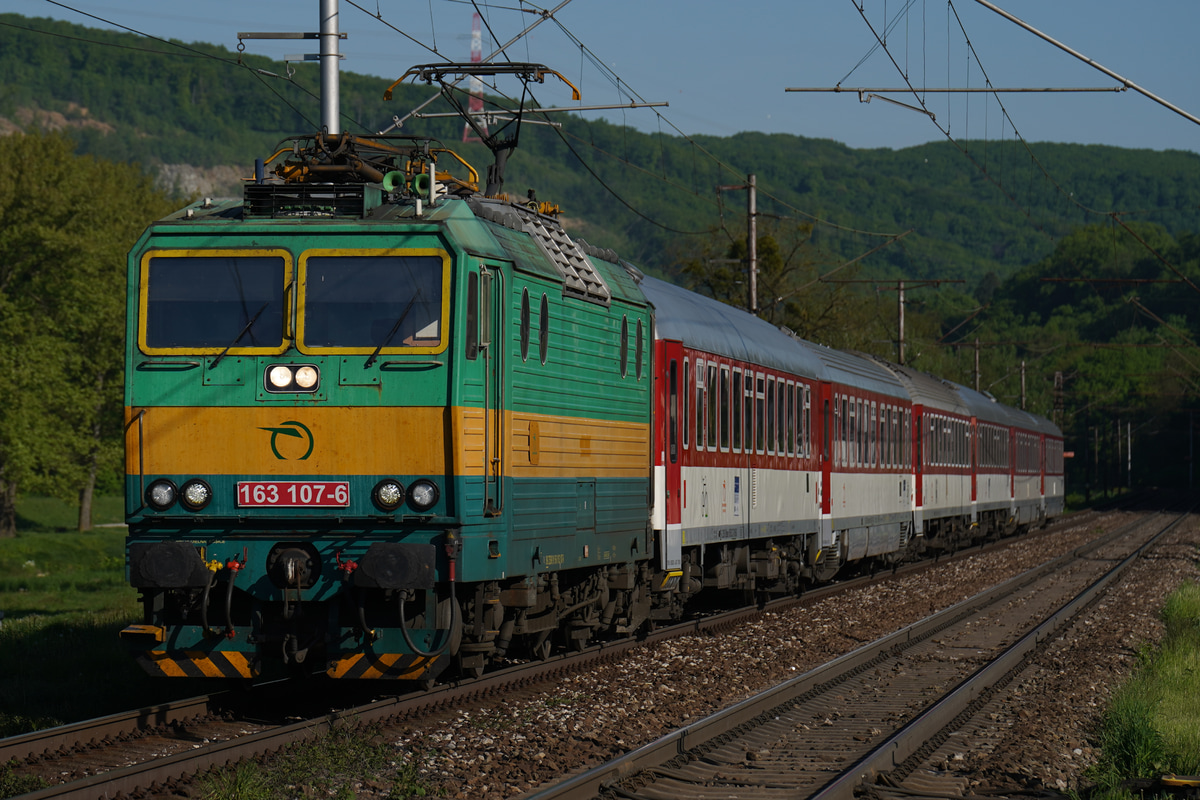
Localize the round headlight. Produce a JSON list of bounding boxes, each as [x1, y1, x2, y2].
[[294, 365, 319, 389], [408, 479, 440, 511], [372, 479, 405, 511], [179, 479, 213, 511], [146, 480, 177, 511], [268, 365, 293, 388]]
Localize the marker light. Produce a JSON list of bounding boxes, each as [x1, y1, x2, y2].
[[146, 480, 178, 511], [372, 479, 405, 511], [408, 479, 440, 511], [179, 479, 213, 511]]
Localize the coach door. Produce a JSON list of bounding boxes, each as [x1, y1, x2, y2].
[[661, 341, 684, 570]]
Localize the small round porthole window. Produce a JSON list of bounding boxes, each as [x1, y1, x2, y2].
[[520, 288, 530, 362], [539, 294, 549, 365], [619, 315, 629, 378], [636, 318, 644, 380]]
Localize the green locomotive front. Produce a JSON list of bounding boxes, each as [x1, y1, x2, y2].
[[121, 140, 655, 682]]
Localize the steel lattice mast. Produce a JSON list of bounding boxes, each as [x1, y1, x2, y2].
[[462, 13, 489, 143]]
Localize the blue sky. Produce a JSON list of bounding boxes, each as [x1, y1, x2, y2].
[[4, 0, 1198, 153]]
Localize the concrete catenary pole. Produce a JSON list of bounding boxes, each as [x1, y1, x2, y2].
[[320, 0, 340, 134]]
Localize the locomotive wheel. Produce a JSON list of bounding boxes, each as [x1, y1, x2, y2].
[[456, 652, 486, 679], [529, 630, 553, 661]]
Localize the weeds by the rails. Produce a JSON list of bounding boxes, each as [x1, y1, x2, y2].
[[0, 759, 49, 798], [196, 724, 440, 800], [1088, 581, 1200, 798]]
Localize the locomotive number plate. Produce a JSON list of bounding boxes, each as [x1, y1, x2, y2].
[[236, 481, 350, 508]]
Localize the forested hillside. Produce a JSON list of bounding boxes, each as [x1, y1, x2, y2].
[[3, 12, 1200, 287]]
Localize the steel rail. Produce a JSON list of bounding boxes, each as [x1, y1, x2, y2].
[[814, 508, 1190, 800], [519, 508, 1160, 800]]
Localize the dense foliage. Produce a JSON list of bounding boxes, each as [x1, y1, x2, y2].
[[0, 134, 175, 536], [0, 13, 1197, 508]]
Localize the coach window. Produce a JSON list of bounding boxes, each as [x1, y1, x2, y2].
[[823, 397, 831, 462], [739, 374, 748, 453], [669, 359, 678, 464], [874, 403, 880, 467], [519, 288, 531, 362], [879, 405, 887, 467], [885, 406, 891, 467], [786, 382, 795, 456], [756, 375, 766, 454], [905, 410, 912, 468], [707, 364, 718, 451], [834, 394, 841, 465], [766, 377, 776, 455], [732, 368, 743, 452], [683, 359, 690, 450], [892, 408, 900, 468], [720, 365, 731, 451], [803, 386, 812, 458], [860, 399, 868, 467], [839, 396, 848, 466], [850, 399, 859, 467], [777, 380, 786, 457], [695, 360, 705, 449]]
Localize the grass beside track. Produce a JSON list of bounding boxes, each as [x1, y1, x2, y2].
[[0, 497, 206, 738], [1090, 581, 1200, 796]]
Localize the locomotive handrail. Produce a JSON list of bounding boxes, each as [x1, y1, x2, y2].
[[125, 408, 147, 513], [136, 360, 201, 370], [380, 360, 444, 369]]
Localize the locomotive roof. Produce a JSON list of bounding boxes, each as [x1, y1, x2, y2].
[[638, 275, 825, 380]]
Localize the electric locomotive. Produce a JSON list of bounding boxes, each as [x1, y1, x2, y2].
[[120, 115, 665, 681]]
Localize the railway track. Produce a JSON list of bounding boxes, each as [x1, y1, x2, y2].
[[0, 507, 1110, 800], [518, 507, 1183, 800]]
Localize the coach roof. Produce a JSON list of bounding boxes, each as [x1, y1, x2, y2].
[[640, 275, 825, 380]]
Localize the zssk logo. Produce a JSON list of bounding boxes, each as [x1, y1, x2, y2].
[[259, 420, 314, 460]]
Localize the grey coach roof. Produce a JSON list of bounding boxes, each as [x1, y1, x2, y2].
[[640, 275, 825, 380]]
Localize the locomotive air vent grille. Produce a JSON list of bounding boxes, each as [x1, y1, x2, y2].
[[244, 183, 375, 219], [515, 208, 612, 306]]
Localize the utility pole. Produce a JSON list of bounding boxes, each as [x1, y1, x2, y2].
[[829, 278, 962, 366], [717, 175, 758, 315], [319, 0, 340, 134], [748, 175, 757, 316], [239, 0, 345, 134], [974, 338, 981, 392]]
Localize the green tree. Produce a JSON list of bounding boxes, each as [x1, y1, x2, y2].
[[0, 133, 175, 535]]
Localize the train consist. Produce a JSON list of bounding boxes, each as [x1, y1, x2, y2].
[[120, 60, 1063, 683]]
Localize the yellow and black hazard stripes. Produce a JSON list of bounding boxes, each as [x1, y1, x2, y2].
[[136, 649, 258, 679], [326, 652, 441, 679]]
